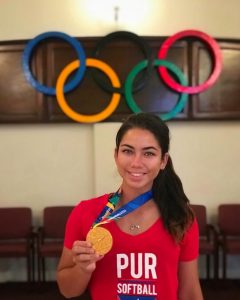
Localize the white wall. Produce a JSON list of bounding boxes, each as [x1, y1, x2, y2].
[[0, 0, 240, 281], [0, 0, 240, 40], [0, 124, 94, 225]]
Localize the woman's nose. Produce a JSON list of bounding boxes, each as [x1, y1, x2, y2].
[[130, 153, 142, 167]]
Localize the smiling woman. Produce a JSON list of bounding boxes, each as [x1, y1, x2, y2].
[[0, 0, 239, 286], [56, 112, 204, 300], [114, 127, 167, 193]]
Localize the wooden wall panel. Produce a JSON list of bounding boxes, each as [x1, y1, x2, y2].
[[0, 43, 45, 122], [192, 42, 240, 119], [0, 36, 239, 123]]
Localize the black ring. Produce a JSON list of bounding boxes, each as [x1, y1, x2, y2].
[[91, 31, 152, 95]]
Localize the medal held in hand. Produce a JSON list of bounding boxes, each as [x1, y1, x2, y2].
[[86, 192, 119, 255], [87, 190, 153, 255], [86, 226, 113, 255]]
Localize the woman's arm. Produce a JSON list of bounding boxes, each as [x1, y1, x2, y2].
[[178, 259, 204, 300], [56, 240, 103, 298]]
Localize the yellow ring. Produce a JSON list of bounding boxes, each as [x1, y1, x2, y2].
[[56, 58, 121, 123]]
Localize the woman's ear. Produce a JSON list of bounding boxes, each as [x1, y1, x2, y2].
[[160, 153, 169, 170], [114, 148, 118, 161]]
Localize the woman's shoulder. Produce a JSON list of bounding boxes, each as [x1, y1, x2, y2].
[[181, 217, 199, 244], [78, 193, 109, 208], [65, 194, 110, 230], [71, 193, 110, 216]]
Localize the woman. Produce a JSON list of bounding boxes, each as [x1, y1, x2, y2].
[[57, 113, 204, 300]]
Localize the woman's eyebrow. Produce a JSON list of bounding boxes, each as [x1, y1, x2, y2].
[[142, 146, 159, 151], [120, 144, 134, 148], [120, 144, 159, 151]]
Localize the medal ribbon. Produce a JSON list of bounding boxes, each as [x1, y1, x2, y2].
[[93, 190, 153, 228], [93, 191, 121, 226]]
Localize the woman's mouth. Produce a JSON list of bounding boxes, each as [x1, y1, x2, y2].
[[128, 171, 146, 178]]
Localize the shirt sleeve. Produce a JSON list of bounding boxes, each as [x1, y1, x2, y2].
[[63, 195, 110, 249], [63, 202, 86, 249], [179, 217, 199, 261]]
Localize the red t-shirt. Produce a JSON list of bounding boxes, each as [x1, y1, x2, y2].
[[64, 194, 199, 300]]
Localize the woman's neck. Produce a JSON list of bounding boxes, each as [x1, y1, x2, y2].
[[119, 185, 152, 204]]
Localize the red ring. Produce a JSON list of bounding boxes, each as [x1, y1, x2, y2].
[[158, 29, 222, 94]]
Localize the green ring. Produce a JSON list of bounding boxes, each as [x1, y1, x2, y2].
[[124, 59, 188, 121]]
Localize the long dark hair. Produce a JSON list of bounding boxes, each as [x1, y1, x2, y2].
[[115, 112, 194, 242]]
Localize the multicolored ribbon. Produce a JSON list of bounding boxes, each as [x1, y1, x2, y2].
[[92, 190, 153, 228]]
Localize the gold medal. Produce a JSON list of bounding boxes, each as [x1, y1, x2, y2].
[[86, 226, 113, 255]]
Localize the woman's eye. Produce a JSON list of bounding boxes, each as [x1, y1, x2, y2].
[[144, 152, 155, 156], [122, 149, 132, 154]]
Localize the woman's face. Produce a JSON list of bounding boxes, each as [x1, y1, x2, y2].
[[115, 128, 168, 193]]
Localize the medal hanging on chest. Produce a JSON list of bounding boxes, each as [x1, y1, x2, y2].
[[86, 192, 120, 255], [86, 190, 153, 255]]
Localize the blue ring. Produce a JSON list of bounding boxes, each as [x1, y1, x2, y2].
[[22, 31, 86, 96]]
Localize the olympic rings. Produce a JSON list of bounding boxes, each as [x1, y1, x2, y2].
[[158, 29, 222, 94], [22, 31, 86, 96], [91, 31, 152, 94], [125, 59, 188, 121], [22, 29, 223, 123], [56, 58, 121, 123]]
